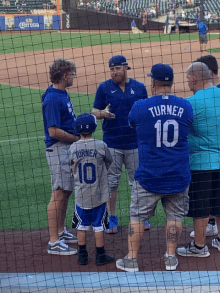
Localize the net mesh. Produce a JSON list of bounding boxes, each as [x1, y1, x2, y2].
[[0, 1, 220, 292]]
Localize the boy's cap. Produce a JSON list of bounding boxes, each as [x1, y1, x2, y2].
[[75, 113, 97, 134], [147, 63, 174, 81], [109, 55, 131, 70]]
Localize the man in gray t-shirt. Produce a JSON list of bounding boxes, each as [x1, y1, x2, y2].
[[69, 113, 115, 266]]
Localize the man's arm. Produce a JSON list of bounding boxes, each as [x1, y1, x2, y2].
[[48, 126, 79, 143], [92, 104, 115, 119]]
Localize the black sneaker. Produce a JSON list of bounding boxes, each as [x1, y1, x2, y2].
[[78, 250, 88, 265], [96, 252, 115, 266]]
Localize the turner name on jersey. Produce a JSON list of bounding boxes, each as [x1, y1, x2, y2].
[[75, 149, 98, 159], [148, 104, 184, 118]]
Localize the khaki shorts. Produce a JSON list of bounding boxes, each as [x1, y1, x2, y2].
[[130, 180, 189, 222], [46, 141, 74, 191], [108, 148, 139, 190], [199, 34, 208, 44]]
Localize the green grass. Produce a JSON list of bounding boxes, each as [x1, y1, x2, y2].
[[0, 31, 219, 54], [0, 84, 192, 230], [207, 47, 220, 53]]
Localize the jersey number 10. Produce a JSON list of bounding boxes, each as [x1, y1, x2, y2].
[[154, 119, 179, 148], [78, 162, 96, 184]]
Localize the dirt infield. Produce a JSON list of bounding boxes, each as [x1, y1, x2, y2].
[[1, 227, 220, 272], [0, 38, 219, 98]]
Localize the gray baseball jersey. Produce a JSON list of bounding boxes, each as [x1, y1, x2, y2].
[[69, 138, 113, 209]]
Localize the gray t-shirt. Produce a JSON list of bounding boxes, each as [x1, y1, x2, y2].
[[69, 138, 113, 209]]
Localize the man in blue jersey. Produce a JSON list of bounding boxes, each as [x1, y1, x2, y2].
[[175, 17, 179, 34], [42, 58, 79, 255], [164, 16, 169, 34], [188, 55, 220, 239], [92, 55, 150, 234], [116, 63, 193, 272], [198, 20, 208, 52], [177, 62, 220, 258]]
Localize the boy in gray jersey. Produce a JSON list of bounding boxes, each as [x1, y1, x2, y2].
[[69, 113, 115, 266]]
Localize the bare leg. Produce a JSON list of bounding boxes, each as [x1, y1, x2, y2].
[[166, 220, 182, 255], [128, 220, 145, 259], [77, 230, 86, 245], [194, 217, 209, 247], [59, 190, 72, 232], [47, 189, 72, 243], [215, 216, 220, 238], [108, 189, 118, 215], [95, 231, 104, 247]]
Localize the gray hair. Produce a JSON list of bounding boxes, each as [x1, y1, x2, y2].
[[49, 58, 76, 84], [187, 62, 212, 82]]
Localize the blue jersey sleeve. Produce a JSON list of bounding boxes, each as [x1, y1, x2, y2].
[[93, 83, 106, 110], [44, 94, 62, 129]]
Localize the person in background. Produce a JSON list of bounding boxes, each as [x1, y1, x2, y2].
[[198, 20, 208, 52]]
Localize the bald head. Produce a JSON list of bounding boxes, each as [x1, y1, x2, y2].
[[186, 62, 213, 93], [187, 62, 212, 81]]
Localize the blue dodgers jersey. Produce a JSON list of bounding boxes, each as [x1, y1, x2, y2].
[[129, 95, 193, 194], [198, 23, 207, 34], [93, 78, 148, 149], [217, 84, 220, 88], [42, 85, 77, 148]]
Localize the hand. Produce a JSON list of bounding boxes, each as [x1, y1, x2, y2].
[[104, 104, 115, 119]]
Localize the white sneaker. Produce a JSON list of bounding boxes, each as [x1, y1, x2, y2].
[[177, 241, 210, 258], [212, 238, 220, 251], [190, 223, 218, 238]]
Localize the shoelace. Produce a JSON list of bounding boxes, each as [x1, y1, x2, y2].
[[185, 242, 192, 249], [62, 227, 72, 236], [59, 240, 68, 249]]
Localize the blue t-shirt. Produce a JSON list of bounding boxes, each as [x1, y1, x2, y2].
[[42, 85, 77, 148], [187, 86, 220, 170], [131, 20, 136, 27], [129, 94, 193, 194], [198, 22, 207, 35], [93, 78, 148, 149]]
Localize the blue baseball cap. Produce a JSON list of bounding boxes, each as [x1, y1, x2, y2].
[[75, 113, 97, 134], [147, 63, 174, 82], [109, 55, 131, 70]]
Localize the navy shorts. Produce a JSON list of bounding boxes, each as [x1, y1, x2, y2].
[[72, 202, 109, 232], [187, 170, 220, 218]]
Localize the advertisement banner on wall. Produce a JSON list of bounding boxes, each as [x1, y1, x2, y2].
[[0, 16, 5, 31], [5, 16, 15, 30], [44, 15, 53, 30], [14, 15, 44, 30], [52, 15, 61, 30]]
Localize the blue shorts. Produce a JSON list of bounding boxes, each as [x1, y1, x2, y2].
[[72, 203, 109, 232]]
